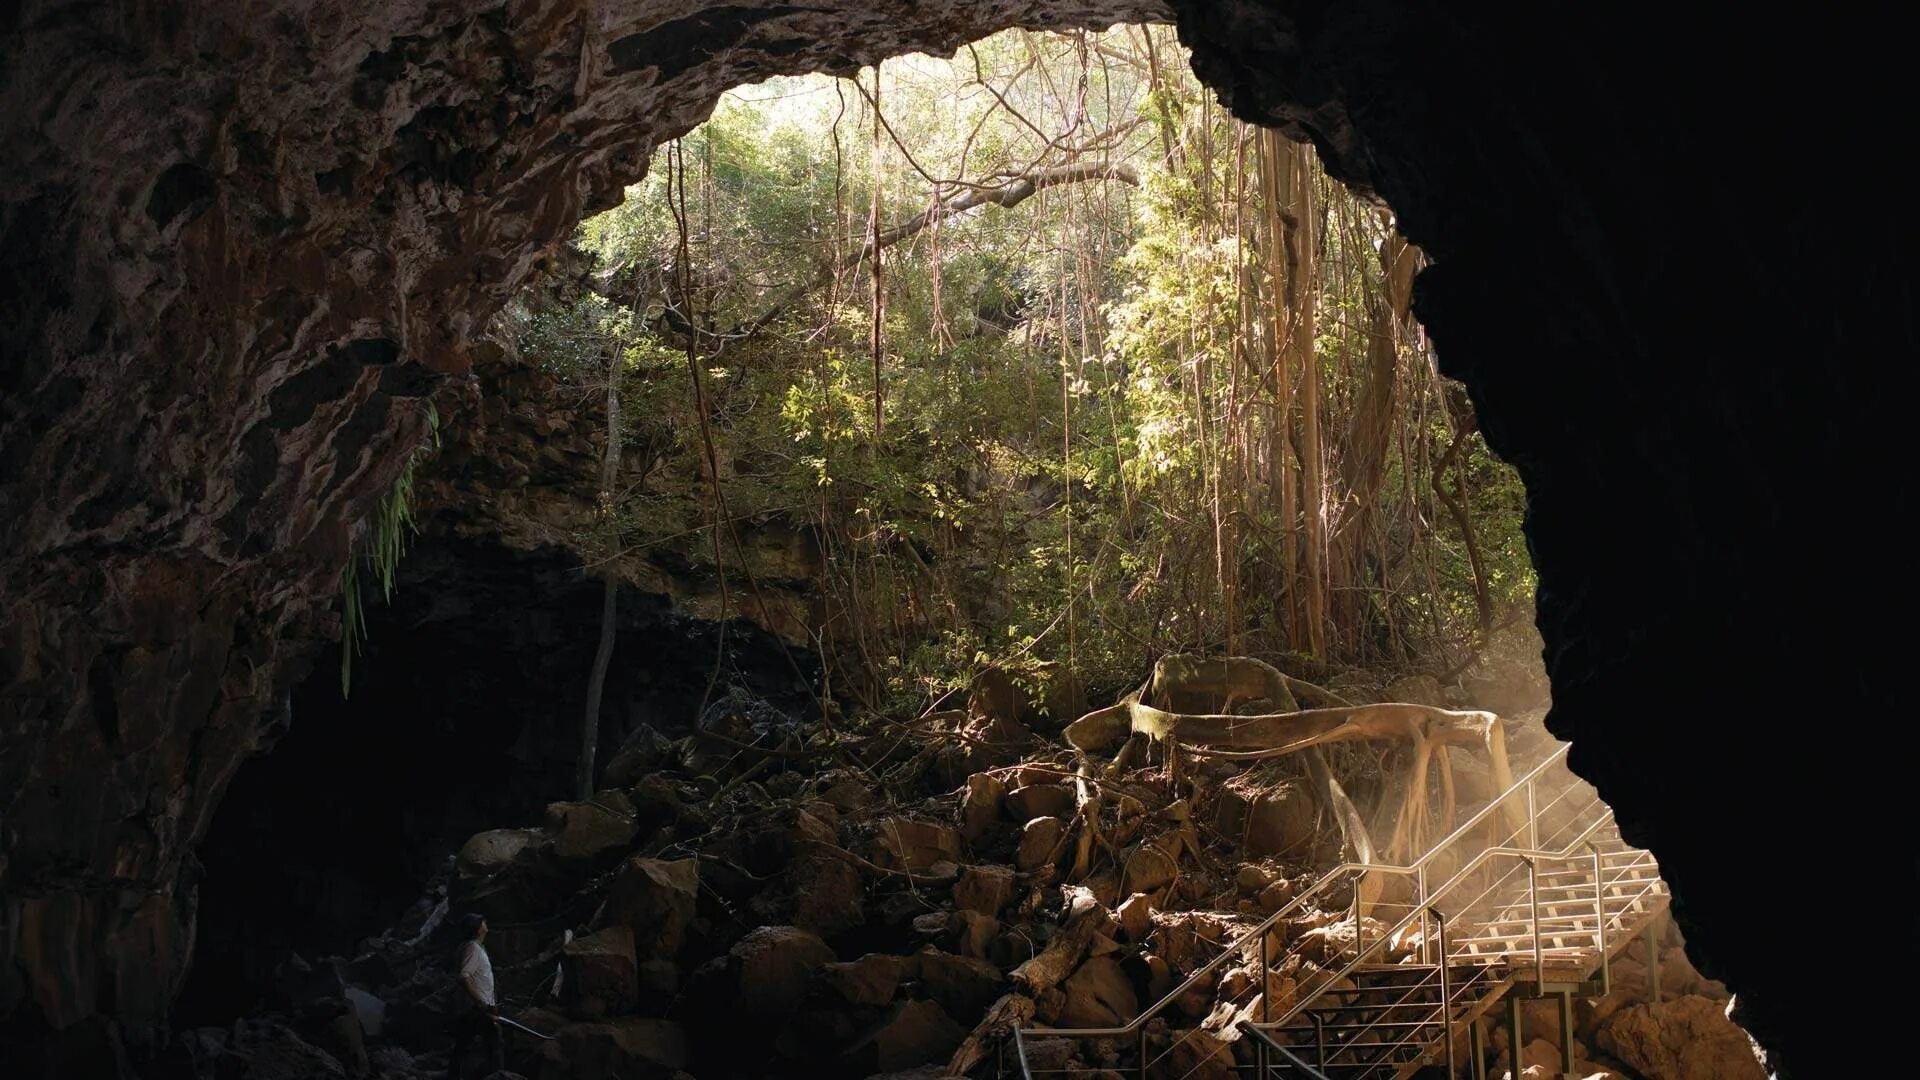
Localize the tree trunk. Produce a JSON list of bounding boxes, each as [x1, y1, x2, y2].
[[1277, 138, 1328, 658], [578, 577, 617, 799], [579, 341, 622, 799]]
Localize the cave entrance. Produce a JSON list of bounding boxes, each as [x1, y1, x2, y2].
[[177, 21, 1748, 1080]]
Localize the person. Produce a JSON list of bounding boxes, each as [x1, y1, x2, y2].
[[448, 913, 503, 1079]]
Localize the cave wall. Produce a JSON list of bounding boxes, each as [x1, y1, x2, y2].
[[0, 0, 1907, 1072]]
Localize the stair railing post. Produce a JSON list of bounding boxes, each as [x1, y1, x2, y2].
[[1314, 1012, 1328, 1074], [1417, 864, 1429, 964], [1528, 857, 1543, 986], [1590, 841, 1609, 994], [1525, 777, 1538, 849], [1505, 995, 1523, 1076], [1259, 927, 1271, 1076], [1351, 868, 1364, 964], [1138, 1023, 1147, 1080], [1470, 1014, 1487, 1080], [1557, 991, 1576, 1076], [1434, 907, 1455, 1080]]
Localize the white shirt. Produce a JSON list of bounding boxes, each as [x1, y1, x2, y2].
[[459, 940, 496, 1007]]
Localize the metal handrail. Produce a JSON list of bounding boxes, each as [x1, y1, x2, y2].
[[1021, 745, 1577, 1040], [1247, 809, 1635, 1039], [1239, 1021, 1334, 1078]]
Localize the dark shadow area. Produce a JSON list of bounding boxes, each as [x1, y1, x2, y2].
[[175, 534, 815, 1023]]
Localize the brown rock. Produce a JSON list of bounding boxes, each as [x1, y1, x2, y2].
[[545, 1018, 689, 1079], [917, 948, 1005, 1020], [821, 953, 902, 1008], [1594, 995, 1766, 1080], [953, 864, 1016, 916], [1385, 674, 1446, 706], [874, 818, 962, 872], [603, 725, 677, 788], [594, 857, 698, 961], [1016, 816, 1065, 873], [1117, 893, 1154, 942], [1257, 880, 1294, 913], [455, 829, 546, 876], [561, 925, 638, 1019], [546, 795, 639, 866], [1243, 783, 1315, 857], [1234, 864, 1274, 892], [1006, 783, 1075, 821], [1119, 840, 1177, 895], [1215, 787, 1250, 839], [843, 999, 966, 1073], [1151, 1026, 1234, 1080], [731, 925, 837, 1016], [959, 773, 1006, 843], [952, 910, 1001, 960], [1057, 956, 1139, 1027], [749, 850, 865, 939]]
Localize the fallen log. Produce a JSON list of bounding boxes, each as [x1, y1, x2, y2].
[[1010, 885, 1110, 995]]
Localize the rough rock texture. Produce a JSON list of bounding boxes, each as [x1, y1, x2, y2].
[[0, 0, 1906, 1073], [1594, 995, 1767, 1080]]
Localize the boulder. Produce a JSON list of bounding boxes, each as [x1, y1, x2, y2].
[[454, 829, 566, 923], [1057, 956, 1139, 1028], [951, 910, 1000, 960], [749, 850, 865, 939], [456, 829, 547, 877], [637, 958, 679, 1005], [1235, 864, 1274, 892], [917, 948, 1005, 1020], [1257, 880, 1294, 914], [1117, 893, 1154, 942], [1213, 788, 1250, 842], [1150, 1026, 1234, 1080], [602, 725, 677, 788], [842, 999, 966, 1073], [561, 926, 638, 1019], [952, 864, 1016, 916], [818, 775, 875, 812], [546, 794, 639, 866], [959, 773, 1006, 843], [544, 1018, 689, 1080], [821, 953, 903, 1008], [1119, 840, 1178, 895], [593, 857, 697, 961], [1015, 817, 1065, 873], [873, 819, 962, 872], [1594, 995, 1766, 1080], [343, 987, 384, 1038], [1005, 783, 1075, 821], [731, 926, 837, 1016], [203, 1020, 348, 1080], [1243, 782, 1315, 857], [625, 774, 684, 827], [1385, 674, 1446, 706]]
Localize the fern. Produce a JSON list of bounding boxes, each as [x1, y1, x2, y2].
[[340, 403, 439, 697]]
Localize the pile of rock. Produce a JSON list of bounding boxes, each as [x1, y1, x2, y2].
[[194, 669, 1760, 1080]]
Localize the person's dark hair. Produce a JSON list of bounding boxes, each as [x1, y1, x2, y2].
[[461, 913, 487, 940]]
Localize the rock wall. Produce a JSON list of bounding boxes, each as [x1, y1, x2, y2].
[[0, 1, 1907, 1072], [0, 1, 1165, 1059]]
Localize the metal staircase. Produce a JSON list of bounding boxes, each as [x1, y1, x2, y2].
[[1007, 744, 1670, 1080]]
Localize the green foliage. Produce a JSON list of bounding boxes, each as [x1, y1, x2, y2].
[[340, 404, 439, 698], [512, 25, 1532, 711]]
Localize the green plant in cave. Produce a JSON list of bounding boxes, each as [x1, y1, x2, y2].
[[339, 403, 440, 697]]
